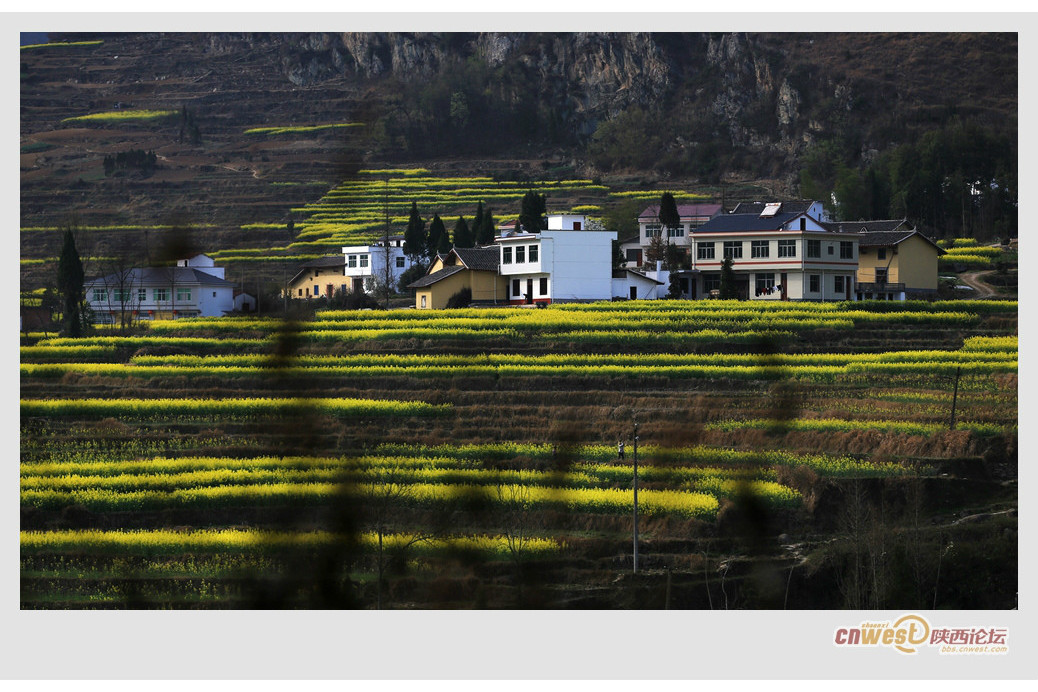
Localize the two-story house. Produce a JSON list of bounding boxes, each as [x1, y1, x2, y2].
[[822, 220, 944, 301], [685, 201, 858, 301], [496, 214, 616, 305], [621, 203, 724, 267], [84, 254, 237, 323], [342, 235, 417, 294]]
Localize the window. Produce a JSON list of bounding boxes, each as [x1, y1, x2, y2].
[[360, 254, 369, 268], [512, 279, 521, 297], [626, 249, 642, 264], [703, 275, 721, 292], [396, 257, 405, 268], [420, 295, 427, 309], [347, 255, 357, 268], [751, 241, 769, 258], [667, 224, 684, 238], [177, 288, 191, 302], [877, 248, 886, 260], [809, 274, 820, 293], [539, 277, 548, 295], [807, 240, 821, 258], [799, 218, 806, 231], [755, 273, 776, 296], [298, 288, 303, 297], [834, 275, 845, 293], [138, 288, 147, 303], [723, 241, 743, 259], [572, 221, 581, 231], [114, 288, 131, 303], [529, 245, 539, 262], [828, 245, 835, 255], [645, 224, 661, 239], [92, 289, 107, 302], [840, 242, 854, 259], [697, 242, 715, 260], [153, 288, 168, 302], [875, 268, 888, 284], [516, 246, 526, 263], [503, 247, 512, 264], [778, 239, 797, 258]]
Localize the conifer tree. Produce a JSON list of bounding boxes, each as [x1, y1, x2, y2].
[[478, 206, 496, 245], [427, 214, 449, 258], [518, 191, 547, 234], [452, 216, 474, 248], [471, 201, 485, 245], [403, 201, 427, 264], [57, 227, 85, 337]]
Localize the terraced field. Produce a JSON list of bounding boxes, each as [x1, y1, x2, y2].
[[20, 299, 1018, 609]]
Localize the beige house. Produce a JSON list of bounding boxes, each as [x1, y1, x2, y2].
[[825, 221, 944, 300], [286, 256, 346, 300], [409, 246, 506, 309]]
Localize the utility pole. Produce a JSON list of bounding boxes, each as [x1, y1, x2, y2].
[[950, 366, 962, 430], [383, 174, 392, 310], [632, 421, 639, 574]]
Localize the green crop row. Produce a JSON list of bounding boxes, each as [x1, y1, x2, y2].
[[705, 417, 1008, 437]]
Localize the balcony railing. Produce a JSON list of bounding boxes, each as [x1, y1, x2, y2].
[[856, 281, 905, 293]]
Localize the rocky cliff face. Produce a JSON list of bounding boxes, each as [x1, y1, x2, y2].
[[42, 31, 1018, 181]]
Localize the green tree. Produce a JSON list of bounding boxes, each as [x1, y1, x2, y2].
[[719, 256, 738, 299], [403, 201, 427, 264], [470, 201, 485, 246], [518, 190, 546, 234], [452, 216, 474, 248], [478, 206, 496, 245], [658, 192, 681, 236], [427, 215, 450, 258], [57, 226, 85, 337]]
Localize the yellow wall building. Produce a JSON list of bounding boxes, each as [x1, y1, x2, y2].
[[286, 256, 347, 300], [410, 247, 507, 309], [825, 221, 944, 299]]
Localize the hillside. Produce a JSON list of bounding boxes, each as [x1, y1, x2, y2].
[[20, 32, 1017, 292]]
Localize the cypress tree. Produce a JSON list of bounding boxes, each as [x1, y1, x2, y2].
[[452, 216, 474, 248], [719, 256, 738, 299], [471, 201, 485, 246], [403, 201, 427, 264], [478, 205, 496, 245], [57, 227, 85, 337], [427, 215, 449, 259], [518, 191, 547, 234]]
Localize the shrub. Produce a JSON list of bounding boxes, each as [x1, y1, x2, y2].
[[445, 288, 472, 309]]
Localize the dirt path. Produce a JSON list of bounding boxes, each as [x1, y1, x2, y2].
[[958, 270, 999, 298]]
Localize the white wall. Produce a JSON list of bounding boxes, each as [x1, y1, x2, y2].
[[197, 286, 235, 317], [546, 230, 615, 300]]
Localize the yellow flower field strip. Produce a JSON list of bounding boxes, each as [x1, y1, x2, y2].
[[126, 348, 1016, 368], [61, 110, 177, 124], [21, 481, 721, 518], [19, 397, 450, 419], [939, 238, 980, 248], [19, 466, 781, 504], [20, 529, 562, 558], [243, 123, 364, 135], [22, 40, 104, 50], [941, 245, 1003, 257], [705, 417, 1007, 437], [26, 348, 1013, 381], [939, 255, 994, 267], [961, 335, 1017, 352], [374, 443, 920, 477]]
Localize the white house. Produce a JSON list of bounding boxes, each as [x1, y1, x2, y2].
[[682, 201, 858, 301], [495, 214, 616, 304], [341, 234, 417, 293], [622, 203, 725, 267], [84, 254, 237, 323], [612, 269, 666, 301]]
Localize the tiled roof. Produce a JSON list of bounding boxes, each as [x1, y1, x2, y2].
[[638, 203, 723, 221], [85, 267, 235, 287], [695, 212, 802, 233], [298, 255, 347, 269], [855, 229, 945, 253], [822, 219, 909, 234], [730, 200, 816, 215], [453, 246, 500, 272], [407, 264, 466, 289]]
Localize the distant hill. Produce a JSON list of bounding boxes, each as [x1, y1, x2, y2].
[[20, 32, 1017, 290]]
